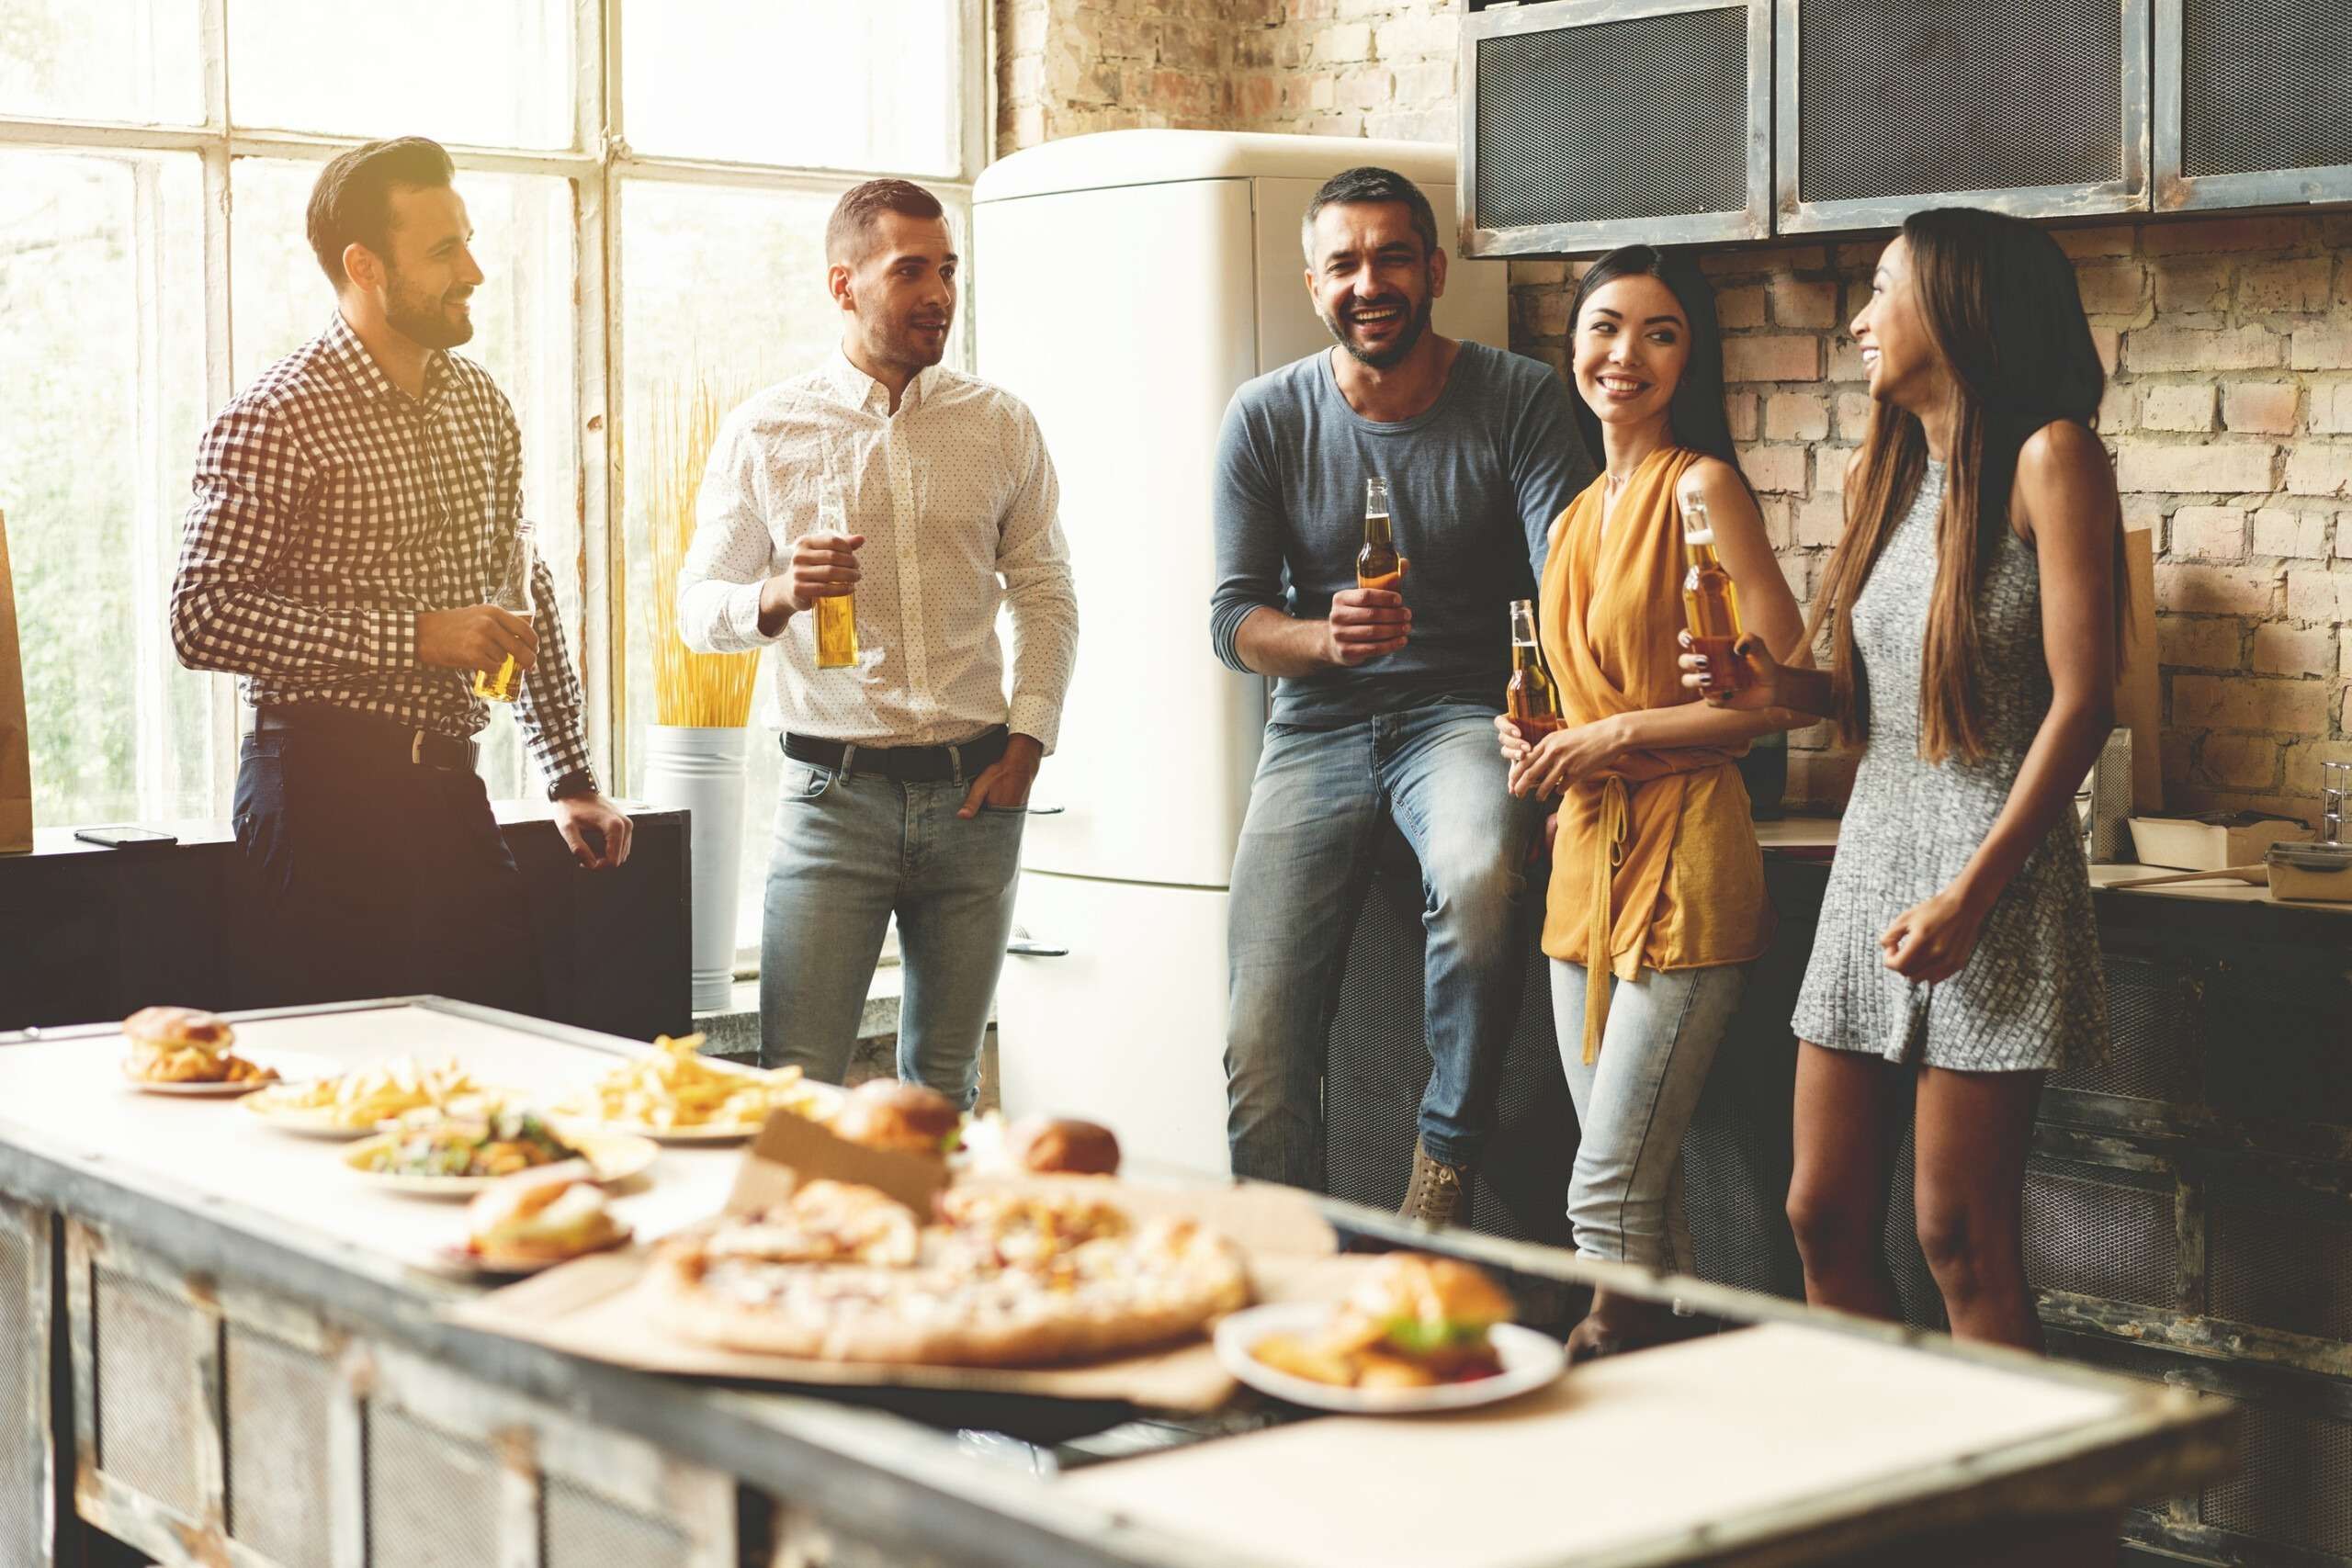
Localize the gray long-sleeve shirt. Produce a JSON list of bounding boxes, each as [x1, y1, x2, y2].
[[1209, 341, 1591, 728]]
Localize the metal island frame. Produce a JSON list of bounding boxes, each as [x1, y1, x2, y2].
[[0, 998, 2234, 1568]]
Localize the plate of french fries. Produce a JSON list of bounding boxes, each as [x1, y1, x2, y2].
[[550, 1032, 838, 1142], [240, 1055, 522, 1138]]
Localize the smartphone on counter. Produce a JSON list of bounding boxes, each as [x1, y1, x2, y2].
[[73, 825, 179, 850]]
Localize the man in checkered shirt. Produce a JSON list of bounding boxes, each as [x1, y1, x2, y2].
[[171, 137, 630, 1016]]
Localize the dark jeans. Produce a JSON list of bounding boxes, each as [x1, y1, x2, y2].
[[230, 730, 545, 1017]]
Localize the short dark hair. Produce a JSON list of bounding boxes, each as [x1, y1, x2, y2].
[[826, 178, 947, 267], [1300, 166, 1442, 263], [307, 136, 456, 287]]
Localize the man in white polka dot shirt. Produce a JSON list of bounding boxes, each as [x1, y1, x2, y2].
[[677, 180, 1078, 1103]]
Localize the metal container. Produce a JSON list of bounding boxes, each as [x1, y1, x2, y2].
[[2267, 840, 2352, 904]]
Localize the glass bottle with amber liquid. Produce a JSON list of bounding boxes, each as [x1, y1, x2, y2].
[[1680, 492, 1749, 694], [1505, 598, 1564, 740], [813, 477, 861, 671], [1355, 476, 1405, 592], [473, 520, 534, 703]]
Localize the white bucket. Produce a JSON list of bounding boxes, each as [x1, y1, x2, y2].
[[641, 724, 748, 1014]]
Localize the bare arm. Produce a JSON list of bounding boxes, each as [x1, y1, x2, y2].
[[1948, 422, 2119, 905], [1878, 421, 2119, 983]]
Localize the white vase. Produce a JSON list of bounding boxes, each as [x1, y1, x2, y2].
[[642, 724, 749, 1015]]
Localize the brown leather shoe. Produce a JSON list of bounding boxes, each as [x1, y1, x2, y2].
[[1399, 1140, 1473, 1227]]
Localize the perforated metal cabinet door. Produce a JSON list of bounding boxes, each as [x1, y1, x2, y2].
[[2155, 0, 2352, 209], [1774, 0, 2151, 232], [0, 1199, 54, 1568], [1462, 0, 1774, 255]]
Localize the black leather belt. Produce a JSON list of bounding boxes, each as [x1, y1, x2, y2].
[[783, 726, 1009, 783], [252, 705, 481, 772]]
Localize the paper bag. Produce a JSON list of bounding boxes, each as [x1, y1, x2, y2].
[[0, 509, 30, 854]]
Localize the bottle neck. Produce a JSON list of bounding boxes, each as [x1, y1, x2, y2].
[[1364, 509, 1393, 549]]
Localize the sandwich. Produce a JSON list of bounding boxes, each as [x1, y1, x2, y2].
[[463, 1160, 629, 1268], [829, 1079, 964, 1156], [1004, 1115, 1121, 1177], [1253, 1253, 1515, 1389], [122, 1005, 276, 1085]]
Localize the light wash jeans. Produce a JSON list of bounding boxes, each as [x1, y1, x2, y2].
[[760, 756, 1026, 1107], [1226, 700, 1540, 1189], [1549, 960, 1747, 1271]]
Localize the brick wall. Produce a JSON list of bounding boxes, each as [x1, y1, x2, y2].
[[997, 2, 2352, 820]]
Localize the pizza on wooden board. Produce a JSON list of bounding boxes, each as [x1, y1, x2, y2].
[[652, 1179, 1250, 1367]]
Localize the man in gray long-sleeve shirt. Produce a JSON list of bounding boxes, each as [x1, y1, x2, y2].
[[1211, 166, 1589, 1224]]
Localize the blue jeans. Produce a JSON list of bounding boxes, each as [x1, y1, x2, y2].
[[759, 758, 1026, 1106], [1549, 960, 1747, 1270], [1225, 701, 1539, 1188]]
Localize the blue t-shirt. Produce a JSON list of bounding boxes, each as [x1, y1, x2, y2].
[[1209, 341, 1590, 728]]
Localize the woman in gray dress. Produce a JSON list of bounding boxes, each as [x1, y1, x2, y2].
[[1682, 208, 2123, 1349]]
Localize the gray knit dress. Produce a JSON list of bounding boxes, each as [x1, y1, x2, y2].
[[1791, 460, 2106, 1072]]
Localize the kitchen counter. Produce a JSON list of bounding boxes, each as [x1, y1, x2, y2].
[[0, 998, 2233, 1568], [0, 803, 693, 1037]]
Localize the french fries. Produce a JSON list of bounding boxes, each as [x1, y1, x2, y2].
[[246, 1056, 513, 1130], [556, 1033, 820, 1133]]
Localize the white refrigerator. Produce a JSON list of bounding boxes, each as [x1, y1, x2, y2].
[[973, 130, 1509, 1177]]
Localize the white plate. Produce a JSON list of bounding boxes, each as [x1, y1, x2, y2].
[[420, 1228, 635, 1280], [553, 1078, 843, 1145], [1214, 1302, 1566, 1416], [241, 1084, 526, 1139], [120, 1050, 340, 1098], [340, 1131, 660, 1199]]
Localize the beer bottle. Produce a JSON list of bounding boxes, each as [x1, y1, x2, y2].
[[1679, 489, 1749, 694], [1505, 598, 1564, 739], [1356, 476, 1404, 592], [472, 521, 534, 704], [813, 478, 861, 671]]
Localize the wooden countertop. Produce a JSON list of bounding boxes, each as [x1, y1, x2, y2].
[[1757, 815, 2352, 917]]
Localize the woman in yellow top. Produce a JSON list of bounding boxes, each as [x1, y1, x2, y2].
[[1497, 246, 1804, 1359]]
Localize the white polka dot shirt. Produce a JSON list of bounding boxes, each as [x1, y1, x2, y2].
[[677, 351, 1078, 753]]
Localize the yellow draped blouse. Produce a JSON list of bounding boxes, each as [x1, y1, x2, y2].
[[1538, 446, 1772, 1062]]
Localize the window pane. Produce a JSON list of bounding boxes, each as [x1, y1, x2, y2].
[[623, 0, 961, 175], [0, 150, 216, 828], [616, 181, 970, 942], [229, 159, 582, 801], [228, 0, 576, 150], [0, 1, 203, 127]]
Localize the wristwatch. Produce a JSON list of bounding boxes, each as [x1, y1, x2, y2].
[[547, 769, 598, 803]]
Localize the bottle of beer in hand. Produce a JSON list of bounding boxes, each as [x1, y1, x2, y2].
[[1356, 476, 1404, 592], [1680, 491, 1749, 694], [1506, 598, 1564, 739], [813, 477, 861, 671], [473, 521, 534, 704]]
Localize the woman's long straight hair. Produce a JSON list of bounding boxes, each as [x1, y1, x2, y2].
[[1564, 244, 1749, 491], [1810, 207, 2121, 763]]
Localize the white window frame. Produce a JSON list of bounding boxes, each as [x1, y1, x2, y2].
[[0, 0, 990, 815]]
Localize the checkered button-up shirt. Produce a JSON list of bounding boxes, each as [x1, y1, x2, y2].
[[171, 313, 594, 789]]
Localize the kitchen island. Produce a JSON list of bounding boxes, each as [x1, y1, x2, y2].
[[0, 998, 2230, 1568]]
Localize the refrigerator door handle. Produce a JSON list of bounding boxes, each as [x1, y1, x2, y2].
[[1006, 925, 1069, 958]]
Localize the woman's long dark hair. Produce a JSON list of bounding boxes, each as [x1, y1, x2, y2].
[[1563, 244, 1747, 487], [1809, 207, 2121, 763]]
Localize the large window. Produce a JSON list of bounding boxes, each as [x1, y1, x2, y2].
[[0, 0, 984, 901]]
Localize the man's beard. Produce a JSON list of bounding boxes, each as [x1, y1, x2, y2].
[[1323, 290, 1434, 370], [876, 312, 951, 372], [385, 270, 473, 350]]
